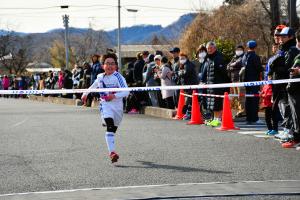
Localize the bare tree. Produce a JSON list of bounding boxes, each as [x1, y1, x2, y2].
[[0, 33, 32, 74], [70, 29, 111, 64]]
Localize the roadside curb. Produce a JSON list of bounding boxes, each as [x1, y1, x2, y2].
[[28, 96, 264, 120], [28, 95, 82, 106], [27, 95, 176, 119], [141, 106, 176, 119]]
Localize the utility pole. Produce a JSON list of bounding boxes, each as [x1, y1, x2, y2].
[[288, 0, 299, 30], [63, 14, 70, 70], [270, 0, 280, 29], [118, 0, 122, 69]]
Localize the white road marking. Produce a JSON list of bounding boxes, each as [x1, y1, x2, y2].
[[254, 135, 273, 138], [11, 118, 28, 128], [0, 180, 299, 197], [237, 131, 265, 135]]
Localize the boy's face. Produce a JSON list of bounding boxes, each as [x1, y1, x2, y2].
[[103, 58, 117, 75]]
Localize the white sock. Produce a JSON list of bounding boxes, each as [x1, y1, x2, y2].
[[105, 132, 115, 153]]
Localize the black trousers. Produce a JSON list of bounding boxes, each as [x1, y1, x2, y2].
[[273, 91, 292, 130], [288, 93, 300, 141], [245, 86, 260, 122], [165, 96, 175, 109], [265, 107, 278, 131]]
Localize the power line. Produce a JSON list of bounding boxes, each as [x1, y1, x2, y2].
[[0, 4, 206, 12], [0, 6, 60, 10]]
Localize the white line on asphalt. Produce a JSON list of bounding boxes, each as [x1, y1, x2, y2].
[[254, 135, 273, 138], [0, 180, 300, 197], [11, 118, 28, 128], [237, 131, 265, 135]]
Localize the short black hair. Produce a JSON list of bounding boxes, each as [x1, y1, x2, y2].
[[296, 31, 300, 41], [161, 56, 168, 64], [102, 53, 118, 66]]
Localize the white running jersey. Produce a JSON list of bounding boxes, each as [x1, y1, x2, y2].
[[85, 71, 129, 125]]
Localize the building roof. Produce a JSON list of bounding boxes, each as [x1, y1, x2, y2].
[[120, 45, 175, 58]]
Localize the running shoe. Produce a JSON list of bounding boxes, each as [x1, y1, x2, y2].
[[209, 120, 221, 127], [204, 120, 211, 126], [110, 152, 119, 163], [279, 132, 294, 143], [265, 130, 272, 135], [268, 130, 278, 136], [282, 140, 300, 148], [274, 131, 285, 139], [128, 108, 139, 114]]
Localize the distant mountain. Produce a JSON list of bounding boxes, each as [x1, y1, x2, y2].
[[151, 13, 198, 42], [107, 25, 163, 45], [0, 29, 27, 36], [47, 27, 89, 35], [0, 13, 197, 45], [106, 13, 197, 44]]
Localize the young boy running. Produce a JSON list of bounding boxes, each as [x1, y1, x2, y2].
[[81, 53, 129, 163]]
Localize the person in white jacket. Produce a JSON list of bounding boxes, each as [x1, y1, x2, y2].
[[81, 53, 129, 163]]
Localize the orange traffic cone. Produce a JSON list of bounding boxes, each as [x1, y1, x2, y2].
[[188, 90, 204, 125], [217, 92, 239, 131], [173, 89, 185, 120]]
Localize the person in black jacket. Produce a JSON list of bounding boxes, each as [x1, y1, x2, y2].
[[63, 69, 73, 99], [205, 41, 230, 127], [278, 28, 300, 148], [178, 53, 199, 120], [170, 47, 181, 107], [82, 62, 92, 106], [227, 45, 245, 118], [242, 40, 263, 124], [133, 53, 145, 86], [269, 27, 299, 143]]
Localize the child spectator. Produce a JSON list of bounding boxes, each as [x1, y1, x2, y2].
[[261, 84, 278, 135]]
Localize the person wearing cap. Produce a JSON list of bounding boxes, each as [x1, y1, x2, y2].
[[265, 25, 286, 80], [282, 31, 300, 148], [242, 40, 263, 125], [269, 27, 299, 143], [262, 25, 286, 135], [204, 41, 230, 127], [227, 45, 245, 118]]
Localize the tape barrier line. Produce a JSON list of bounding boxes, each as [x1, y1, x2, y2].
[[194, 93, 260, 98], [180, 93, 193, 98], [0, 78, 300, 95]]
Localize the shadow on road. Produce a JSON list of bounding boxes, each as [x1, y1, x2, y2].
[[114, 160, 232, 174]]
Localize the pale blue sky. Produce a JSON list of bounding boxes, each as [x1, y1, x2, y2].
[[0, 0, 223, 33]]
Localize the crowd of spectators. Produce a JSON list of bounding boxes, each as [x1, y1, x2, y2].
[[1, 25, 300, 149]]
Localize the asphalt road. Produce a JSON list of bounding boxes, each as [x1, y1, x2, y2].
[[0, 98, 299, 199]]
